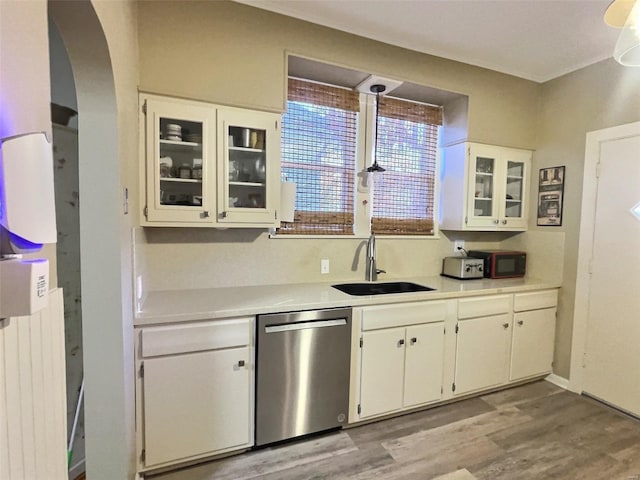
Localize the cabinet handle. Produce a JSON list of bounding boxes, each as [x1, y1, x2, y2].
[[502, 219, 508, 225], [238, 360, 245, 367], [398, 339, 405, 346], [493, 219, 499, 224], [502, 323, 510, 329], [202, 210, 210, 218], [410, 337, 417, 345], [221, 211, 228, 218], [517, 320, 524, 326]]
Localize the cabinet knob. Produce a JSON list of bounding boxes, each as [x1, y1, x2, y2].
[[221, 211, 228, 218], [410, 337, 417, 345], [502, 323, 510, 329], [493, 219, 500, 224], [517, 320, 524, 326], [502, 219, 508, 225], [398, 339, 405, 346], [202, 210, 210, 218], [238, 360, 245, 367]]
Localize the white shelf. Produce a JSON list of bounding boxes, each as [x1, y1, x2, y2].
[[229, 146, 263, 153], [160, 177, 202, 184], [229, 181, 265, 187]]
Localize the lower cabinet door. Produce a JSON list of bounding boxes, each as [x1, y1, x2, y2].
[[454, 314, 511, 395], [143, 347, 251, 467], [510, 308, 556, 381], [403, 323, 444, 407], [359, 327, 405, 418]]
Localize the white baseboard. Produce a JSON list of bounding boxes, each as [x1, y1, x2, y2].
[[545, 373, 569, 389], [68, 458, 85, 480]]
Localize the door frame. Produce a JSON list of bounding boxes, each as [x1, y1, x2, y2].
[[569, 120, 640, 393]]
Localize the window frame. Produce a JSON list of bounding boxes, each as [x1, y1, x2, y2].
[[271, 84, 442, 240]]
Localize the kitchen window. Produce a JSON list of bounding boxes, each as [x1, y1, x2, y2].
[[277, 77, 441, 237], [278, 78, 359, 235], [371, 96, 441, 235]]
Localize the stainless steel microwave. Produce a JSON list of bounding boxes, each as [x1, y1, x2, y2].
[[467, 250, 526, 279]]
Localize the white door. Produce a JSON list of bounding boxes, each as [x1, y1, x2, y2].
[[403, 323, 444, 407], [583, 133, 640, 416], [143, 347, 251, 466], [454, 314, 511, 395], [510, 308, 556, 381], [359, 328, 405, 418]]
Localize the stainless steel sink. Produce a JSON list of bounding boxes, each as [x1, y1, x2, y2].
[[332, 281, 435, 296]]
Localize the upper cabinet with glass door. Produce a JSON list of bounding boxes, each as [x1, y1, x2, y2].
[[440, 142, 531, 231], [141, 95, 216, 226], [140, 94, 280, 228], [217, 108, 280, 225]]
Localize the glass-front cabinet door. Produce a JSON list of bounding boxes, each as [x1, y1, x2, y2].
[[467, 145, 500, 228], [143, 96, 216, 224], [505, 161, 525, 218], [500, 150, 530, 230], [466, 144, 530, 230], [217, 108, 280, 225]]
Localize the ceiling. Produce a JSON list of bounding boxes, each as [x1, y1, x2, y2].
[[234, 0, 621, 83]]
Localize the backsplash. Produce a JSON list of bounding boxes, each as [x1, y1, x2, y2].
[[133, 227, 564, 295]]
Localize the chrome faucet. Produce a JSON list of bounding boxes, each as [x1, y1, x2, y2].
[[365, 233, 386, 281]]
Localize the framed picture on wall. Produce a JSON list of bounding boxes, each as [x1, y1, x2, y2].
[[537, 166, 565, 226]]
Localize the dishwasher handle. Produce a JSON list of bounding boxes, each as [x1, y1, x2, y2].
[[264, 318, 347, 334]]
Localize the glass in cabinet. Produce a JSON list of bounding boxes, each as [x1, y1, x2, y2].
[[142, 95, 216, 224], [472, 155, 495, 219], [217, 108, 279, 225]]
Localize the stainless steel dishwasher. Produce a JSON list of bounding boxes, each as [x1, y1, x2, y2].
[[255, 307, 352, 446]]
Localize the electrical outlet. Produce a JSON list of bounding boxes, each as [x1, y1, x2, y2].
[[321, 259, 330, 274], [453, 240, 465, 253]]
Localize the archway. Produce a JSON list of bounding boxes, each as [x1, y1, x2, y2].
[[48, 3, 135, 478]]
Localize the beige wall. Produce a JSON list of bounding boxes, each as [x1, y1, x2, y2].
[[0, 1, 51, 139], [138, 0, 539, 149], [533, 58, 640, 378], [134, 0, 547, 294]]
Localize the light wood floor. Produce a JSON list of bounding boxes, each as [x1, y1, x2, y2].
[[151, 381, 640, 480]]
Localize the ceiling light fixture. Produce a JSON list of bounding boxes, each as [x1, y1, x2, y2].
[[605, 0, 640, 66], [367, 84, 386, 173]]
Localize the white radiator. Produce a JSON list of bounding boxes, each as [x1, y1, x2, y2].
[[0, 288, 68, 479]]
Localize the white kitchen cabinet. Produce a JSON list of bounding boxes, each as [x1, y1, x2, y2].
[[453, 295, 512, 395], [356, 302, 446, 419], [440, 142, 531, 231], [140, 93, 280, 227], [141, 95, 216, 225], [359, 327, 405, 417], [135, 318, 253, 470], [217, 108, 280, 225], [509, 290, 557, 381]]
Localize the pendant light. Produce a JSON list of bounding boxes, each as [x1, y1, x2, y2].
[[605, 0, 640, 66], [367, 84, 386, 173]]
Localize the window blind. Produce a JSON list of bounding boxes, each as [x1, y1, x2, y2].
[[278, 78, 359, 235], [371, 96, 442, 236]]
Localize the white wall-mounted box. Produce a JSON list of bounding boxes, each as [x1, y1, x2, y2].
[[0, 258, 49, 318]]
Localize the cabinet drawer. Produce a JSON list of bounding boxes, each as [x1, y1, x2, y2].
[[362, 301, 447, 331], [514, 290, 558, 312], [141, 317, 252, 358], [458, 295, 511, 319]]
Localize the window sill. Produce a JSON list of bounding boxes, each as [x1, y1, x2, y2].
[[269, 231, 442, 240]]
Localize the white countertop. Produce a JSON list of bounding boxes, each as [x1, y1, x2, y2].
[[135, 276, 560, 326]]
